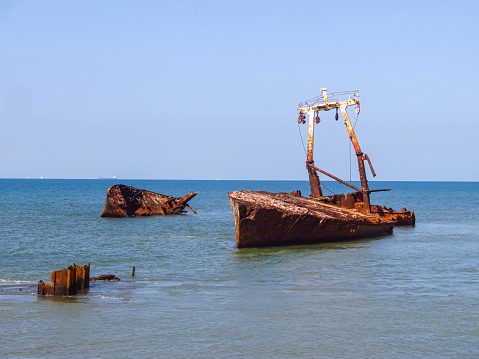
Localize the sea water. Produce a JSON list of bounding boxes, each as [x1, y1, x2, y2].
[[0, 179, 478, 358]]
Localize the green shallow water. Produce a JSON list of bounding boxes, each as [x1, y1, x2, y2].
[[1, 179, 478, 358]]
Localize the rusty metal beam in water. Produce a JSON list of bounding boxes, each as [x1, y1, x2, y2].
[[186, 204, 197, 214]]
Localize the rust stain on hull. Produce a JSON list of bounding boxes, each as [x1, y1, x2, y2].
[[100, 184, 197, 218], [229, 191, 397, 248]]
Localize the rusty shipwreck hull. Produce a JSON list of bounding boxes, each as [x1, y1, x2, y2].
[[101, 184, 197, 218], [229, 191, 395, 248]]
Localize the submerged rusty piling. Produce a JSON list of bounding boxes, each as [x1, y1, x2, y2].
[[38, 263, 90, 296]]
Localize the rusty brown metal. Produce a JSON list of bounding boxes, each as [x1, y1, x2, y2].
[[227, 88, 416, 249], [100, 184, 197, 217], [229, 191, 394, 248], [91, 274, 121, 281], [298, 95, 373, 212], [364, 154, 376, 177], [38, 263, 90, 296], [371, 205, 416, 226], [306, 109, 315, 164], [186, 204, 197, 214], [298, 98, 359, 114], [308, 164, 322, 198], [298, 93, 364, 204], [298, 89, 415, 226], [306, 107, 322, 198], [339, 105, 371, 212], [307, 163, 361, 192]]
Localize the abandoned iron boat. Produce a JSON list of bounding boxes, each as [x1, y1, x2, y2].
[[101, 184, 197, 218], [229, 89, 415, 248]]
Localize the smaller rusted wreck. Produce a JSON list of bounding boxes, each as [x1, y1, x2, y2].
[[38, 263, 90, 296], [101, 184, 197, 218]]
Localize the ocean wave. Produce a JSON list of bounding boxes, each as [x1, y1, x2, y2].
[[89, 295, 131, 301], [0, 278, 36, 284]]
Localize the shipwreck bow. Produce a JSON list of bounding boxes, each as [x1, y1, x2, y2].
[[100, 184, 197, 217]]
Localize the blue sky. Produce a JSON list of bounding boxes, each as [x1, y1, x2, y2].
[[1, 0, 477, 181]]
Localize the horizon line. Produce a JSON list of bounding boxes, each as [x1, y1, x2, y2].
[[0, 177, 477, 183]]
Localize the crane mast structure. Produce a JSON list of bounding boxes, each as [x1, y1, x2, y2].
[[298, 88, 375, 213]]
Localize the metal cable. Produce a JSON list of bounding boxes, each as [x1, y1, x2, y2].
[[320, 180, 335, 195], [349, 112, 360, 181], [349, 141, 352, 182], [297, 122, 307, 156], [353, 112, 360, 129]]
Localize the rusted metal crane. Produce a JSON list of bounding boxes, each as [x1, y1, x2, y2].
[[298, 88, 378, 212]]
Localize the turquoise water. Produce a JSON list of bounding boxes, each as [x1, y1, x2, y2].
[[1, 179, 478, 358]]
